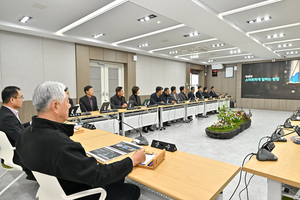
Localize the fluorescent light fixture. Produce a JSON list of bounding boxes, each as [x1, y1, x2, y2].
[[56, 0, 127, 34], [209, 53, 252, 60], [138, 14, 156, 22], [264, 38, 300, 45], [248, 22, 300, 34], [219, 0, 282, 16], [178, 47, 238, 57], [112, 24, 185, 45], [247, 16, 272, 24], [138, 43, 149, 48], [184, 31, 200, 37], [19, 16, 32, 23], [208, 60, 214, 63], [149, 38, 217, 53], [190, 55, 199, 59], [274, 47, 300, 52], [244, 55, 254, 59], [266, 34, 285, 39], [169, 51, 179, 54]]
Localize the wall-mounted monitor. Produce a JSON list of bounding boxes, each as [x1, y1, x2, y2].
[[241, 60, 300, 100]]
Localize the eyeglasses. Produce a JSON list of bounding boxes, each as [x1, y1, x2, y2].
[[15, 95, 24, 99]]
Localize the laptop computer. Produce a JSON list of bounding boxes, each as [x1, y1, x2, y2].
[[100, 102, 111, 113], [69, 106, 79, 117]]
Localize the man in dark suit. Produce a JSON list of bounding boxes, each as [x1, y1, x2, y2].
[[170, 86, 179, 102], [178, 86, 188, 101], [129, 86, 141, 107], [16, 81, 145, 200], [79, 85, 98, 112], [202, 86, 210, 98], [196, 86, 204, 100], [150, 86, 164, 105], [161, 88, 173, 127], [188, 87, 198, 100], [0, 86, 34, 180], [110, 86, 127, 109], [210, 86, 220, 98]]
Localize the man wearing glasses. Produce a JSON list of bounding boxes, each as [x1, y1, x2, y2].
[[0, 86, 34, 180]]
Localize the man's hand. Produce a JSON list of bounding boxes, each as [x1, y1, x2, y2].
[[131, 149, 146, 166], [161, 101, 164, 103], [122, 103, 127, 108], [172, 101, 176, 103], [196, 98, 199, 101]]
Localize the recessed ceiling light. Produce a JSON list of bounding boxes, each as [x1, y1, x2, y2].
[[264, 16, 270, 20], [190, 54, 199, 59], [266, 34, 285, 39], [19, 16, 32, 23], [138, 43, 149, 48], [184, 32, 200, 37], [211, 43, 225, 47], [230, 49, 241, 54], [93, 33, 105, 38], [208, 60, 214, 63], [169, 51, 178, 54], [138, 14, 157, 22], [247, 16, 272, 24], [157, 21, 161, 24], [244, 55, 254, 59]]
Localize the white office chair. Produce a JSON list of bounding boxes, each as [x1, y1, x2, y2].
[[0, 131, 25, 196], [33, 171, 107, 200]]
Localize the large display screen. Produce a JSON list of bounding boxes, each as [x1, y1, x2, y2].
[[242, 60, 300, 100]]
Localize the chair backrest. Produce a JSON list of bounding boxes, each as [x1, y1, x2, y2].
[[32, 171, 67, 200], [0, 131, 22, 170]]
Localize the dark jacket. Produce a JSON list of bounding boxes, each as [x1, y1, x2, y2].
[[161, 92, 171, 103], [0, 106, 29, 165], [178, 92, 188, 101], [79, 95, 98, 112], [110, 94, 127, 109], [188, 92, 196, 100], [16, 116, 133, 200], [129, 94, 141, 106], [150, 93, 163, 105], [170, 92, 179, 102], [196, 91, 204, 99], [210, 91, 219, 98], [202, 91, 210, 98], [68, 98, 74, 107]]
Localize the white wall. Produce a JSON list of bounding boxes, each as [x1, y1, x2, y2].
[[0, 31, 76, 101], [136, 54, 186, 95]]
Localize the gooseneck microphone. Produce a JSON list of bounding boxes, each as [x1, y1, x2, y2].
[[79, 102, 91, 116], [108, 114, 148, 145], [256, 126, 298, 161]]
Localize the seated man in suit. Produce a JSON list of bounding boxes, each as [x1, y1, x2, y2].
[[188, 87, 199, 100], [178, 86, 192, 121], [16, 81, 145, 200], [150, 86, 164, 105], [178, 86, 188, 101], [170, 86, 179, 102], [79, 85, 98, 112], [110, 86, 127, 109], [202, 86, 210, 98], [196, 86, 204, 100], [0, 86, 34, 180], [129, 86, 152, 133], [65, 87, 74, 107], [161, 88, 174, 127], [210, 86, 220, 98]]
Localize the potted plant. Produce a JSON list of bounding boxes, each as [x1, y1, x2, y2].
[[205, 105, 252, 139]]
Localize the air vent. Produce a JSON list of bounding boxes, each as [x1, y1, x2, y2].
[[31, 2, 47, 10]]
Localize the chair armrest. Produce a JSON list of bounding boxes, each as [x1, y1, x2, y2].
[[62, 187, 106, 200], [11, 147, 16, 150]]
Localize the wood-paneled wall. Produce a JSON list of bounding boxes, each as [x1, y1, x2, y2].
[[206, 64, 237, 102], [75, 44, 136, 100]]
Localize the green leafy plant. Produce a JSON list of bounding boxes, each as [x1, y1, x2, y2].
[[208, 105, 251, 132]]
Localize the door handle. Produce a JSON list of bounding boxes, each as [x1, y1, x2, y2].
[[106, 92, 108, 96], [102, 92, 105, 96]]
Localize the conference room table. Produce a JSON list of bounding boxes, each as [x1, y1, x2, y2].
[[71, 128, 240, 200], [242, 120, 300, 200]]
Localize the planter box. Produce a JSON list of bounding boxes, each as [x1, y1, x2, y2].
[[206, 120, 251, 139]]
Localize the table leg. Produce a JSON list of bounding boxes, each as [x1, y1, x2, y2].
[[267, 179, 282, 200], [203, 101, 207, 116], [184, 104, 188, 122], [160, 107, 163, 129], [121, 112, 125, 136]]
